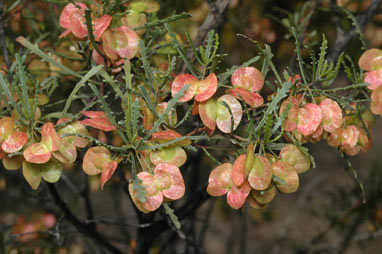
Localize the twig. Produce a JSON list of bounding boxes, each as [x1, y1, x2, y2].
[[239, 206, 247, 254], [0, 0, 10, 69], [328, 0, 381, 62], [46, 183, 123, 254], [197, 199, 215, 248], [179, 0, 230, 74], [289, 0, 318, 70], [272, 172, 331, 254]]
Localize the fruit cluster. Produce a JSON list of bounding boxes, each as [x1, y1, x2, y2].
[[59, 1, 160, 70], [206, 143, 310, 209], [358, 48, 382, 115], [3, 0, 381, 215]]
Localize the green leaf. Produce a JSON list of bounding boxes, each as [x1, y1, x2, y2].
[[139, 40, 155, 92], [291, 27, 307, 84], [271, 102, 291, 135], [254, 81, 292, 135], [316, 35, 328, 82], [340, 7, 367, 50], [63, 65, 104, 115], [132, 98, 140, 140], [88, 83, 129, 144], [0, 73, 27, 122], [272, 175, 286, 185], [15, 54, 31, 117], [131, 154, 147, 203], [85, 8, 107, 61], [139, 84, 189, 145], [165, 23, 198, 77], [134, 12, 192, 31], [163, 202, 181, 230], [16, 36, 85, 79], [138, 85, 159, 118], [185, 32, 204, 66]]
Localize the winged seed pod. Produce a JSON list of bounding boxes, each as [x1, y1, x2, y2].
[[129, 163, 185, 213], [206, 163, 251, 209], [228, 67, 264, 108], [171, 73, 218, 103]]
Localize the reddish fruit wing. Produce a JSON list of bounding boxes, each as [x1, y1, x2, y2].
[[192, 101, 199, 115], [92, 48, 106, 65], [252, 185, 277, 204], [150, 147, 187, 167], [22, 161, 42, 190], [145, 0, 160, 13], [2, 155, 23, 170], [155, 163, 185, 200], [207, 163, 233, 196], [341, 125, 360, 150], [23, 143, 51, 164], [40, 160, 63, 183], [280, 145, 310, 174], [101, 30, 119, 61], [226, 181, 251, 209], [297, 103, 323, 136], [198, 99, 217, 132], [227, 88, 264, 108], [57, 120, 90, 148], [137, 172, 164, 212], [41, 123, 61, 152], [80, 118, 116, 131], [327, 128, 342, 147], [358, 48, 382, 71], [319, 98, 343, 133], [0, 117, 15, 141], [152, 130, 191, 147], [231, 67, 264, 92], [52, 140, 77, 164], [194, 73, 218, 102], [59, 4, 74, 29], [93, 15, 112, 41], [370, 86, 382, 115], [152, 129, 182, 141], [82, 147, 111, 175], [1, 131, 28, 153], [272, 161, 299, 193], [114, 26, 140, 59], [69, 9, 88, 38], [247, 194, 266, 209], [216, 95, 243, 133], [100, 160, 118, 189], [59, 3, 86, 29], [364, 70, 382, 90], [232, 154, 246, 187], [280, 99, 299, 132], [142, 105, 155, 130], [171, 74, 198, 102], [157, 102, 178, 125], [142, 192, 163, 212], [81, 111, 108, 119], [0, 148, 4, 160], [247, 156, 272, 190], [128, 182, 150, 213]]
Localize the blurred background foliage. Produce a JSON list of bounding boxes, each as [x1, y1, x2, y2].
[[1, 0, 382, 253]]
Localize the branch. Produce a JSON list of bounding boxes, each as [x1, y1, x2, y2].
[[179, 0, 230, 74], [328, 0, 381, 62], [46, 183, 123, 254], [0, 0, 10, 69]]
